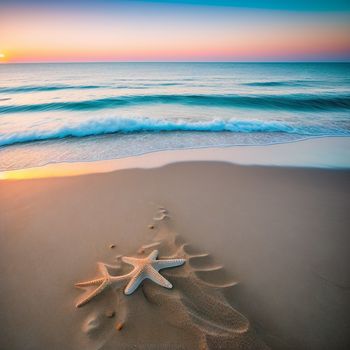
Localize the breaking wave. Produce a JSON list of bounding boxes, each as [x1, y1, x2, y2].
[[1, 116, 348, 147]]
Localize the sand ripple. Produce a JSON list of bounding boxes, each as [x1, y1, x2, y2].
[[76, 208, 268, 349]]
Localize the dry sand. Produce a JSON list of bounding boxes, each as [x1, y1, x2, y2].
[[0, 161, 349, 349]]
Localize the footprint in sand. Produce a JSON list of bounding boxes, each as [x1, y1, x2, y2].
[[82, 314, 100, 334]]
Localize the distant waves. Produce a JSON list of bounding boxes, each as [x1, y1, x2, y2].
[[1, 93, 350, 114]]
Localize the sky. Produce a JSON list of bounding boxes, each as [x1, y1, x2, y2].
[[0, 0, 349, 63]]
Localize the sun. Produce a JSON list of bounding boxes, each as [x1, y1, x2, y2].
[[0, 53, 7, 63]]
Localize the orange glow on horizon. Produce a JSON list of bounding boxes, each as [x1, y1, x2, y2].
[[5, 42, 350, 64], [0, 5, 349, 62]]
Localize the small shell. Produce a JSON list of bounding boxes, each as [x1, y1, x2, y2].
[[105, 310, 115, 318], [115, 322, 124, 331], [153, 214, 168, 221]]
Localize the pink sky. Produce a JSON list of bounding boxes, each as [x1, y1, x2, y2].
[[0, 2, 349, 62]]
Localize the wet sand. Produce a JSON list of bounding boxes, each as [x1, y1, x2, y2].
[[0, 161, 349, 349]]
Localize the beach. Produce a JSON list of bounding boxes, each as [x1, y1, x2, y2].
[[1, 0, 350, 347], [1, 143, 349, 349], [1, 61, 350, 349]]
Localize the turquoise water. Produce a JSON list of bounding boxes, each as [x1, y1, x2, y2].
[[0, 62, 349, 170]]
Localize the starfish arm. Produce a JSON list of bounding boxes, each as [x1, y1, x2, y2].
[[75, 277, 105, 288], [122, 256, 141, 266], [146, 266, 172, 289], [148, 249, 159, 260], [124, 271, 144, 295], [153, 258, 186, 271], [75, 279, 109, 308], [103, 262, 122, 270], [110, 269, 135, 283], [97, 262, 110, 276]]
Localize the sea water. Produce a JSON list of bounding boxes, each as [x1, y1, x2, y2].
[[0, 62, 349, 170]]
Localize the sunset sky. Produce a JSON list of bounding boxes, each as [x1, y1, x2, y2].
[[0, 0, 349, 63]]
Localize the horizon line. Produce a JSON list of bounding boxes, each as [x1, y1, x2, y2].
[[1, 60, 350, 64]]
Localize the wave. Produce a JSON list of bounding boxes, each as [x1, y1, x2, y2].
[[243, 81, 313, 87], [0, 82, 183, 94], [1, 116, 348, 147], [0, 85, 102, 93], [0, 93, 349, 114]]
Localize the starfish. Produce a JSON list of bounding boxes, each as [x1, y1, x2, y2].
[[75, 250, 185, 307], [122, 249, 185, 295], [75, 262, 131, 308]]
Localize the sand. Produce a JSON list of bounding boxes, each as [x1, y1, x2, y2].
[[1, 160, 349, 349]]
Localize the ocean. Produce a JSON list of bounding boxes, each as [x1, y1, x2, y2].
[[0, 62, 349, 170]]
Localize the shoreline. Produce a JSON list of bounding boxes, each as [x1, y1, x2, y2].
[[1, 136, 350, 180]]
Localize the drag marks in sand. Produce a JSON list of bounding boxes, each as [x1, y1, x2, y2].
[[75, 208, 268, 349]]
